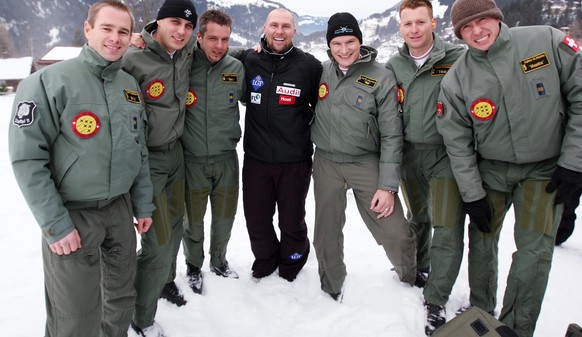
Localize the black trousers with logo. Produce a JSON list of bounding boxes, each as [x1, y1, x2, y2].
[[242, 155, 312, 281]]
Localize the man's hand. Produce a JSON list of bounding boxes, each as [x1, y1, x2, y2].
[[49, 229, 82, 255], [371, 189, 395, 219], [546, 166, 582, 204], [135, 217, 153, 234], [130, 32, 146, 49], [463, 198, 492, 233]]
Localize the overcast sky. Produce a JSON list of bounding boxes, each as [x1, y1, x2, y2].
[[275, 0, 401, 19]]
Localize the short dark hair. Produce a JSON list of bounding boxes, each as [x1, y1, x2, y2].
[[399, 0, 434, 18], [87, 0, 135, 33], [198, 9, 232, 36]]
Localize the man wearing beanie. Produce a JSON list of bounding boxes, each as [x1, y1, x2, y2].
[[122, 0, 197, 335], [436, 0, 582, 336], [311, 12, 421, 302], [386, 0, 466, 334], [235, 9, 321, 283]]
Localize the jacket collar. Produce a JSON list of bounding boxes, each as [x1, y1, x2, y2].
[[81, 44, 122, 79], [398, 33, 447, 66], [259, 34, 295, 59]]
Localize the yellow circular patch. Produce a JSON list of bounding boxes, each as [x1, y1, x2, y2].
[[72, 112, 100, 138], [397, 86, 405, 105], [186, 89, 197, 107], [470, 98, 497, 121], [318, 83, 329, 100], [147, 80, 165, 99]]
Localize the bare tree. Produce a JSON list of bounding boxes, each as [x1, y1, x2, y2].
[[0, 24, 18, 58]]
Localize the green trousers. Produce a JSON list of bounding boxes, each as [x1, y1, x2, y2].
[[44, 194, 135, 337], [183, 151, 239, 268], [313, 154, 417, 294], [134, 143, 185, 328], [400, 144, 475, 307], [479, 158, 562, 337], [400, 143, 465, 272]]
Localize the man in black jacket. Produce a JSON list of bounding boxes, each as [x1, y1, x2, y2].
[[239, 8, 322, 281]]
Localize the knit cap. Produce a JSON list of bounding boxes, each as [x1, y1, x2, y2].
[[451, 0, 504, 39], [326, 12, 363, 47], [156, 0, 198, 27]]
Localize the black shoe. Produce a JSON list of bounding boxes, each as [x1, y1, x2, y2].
[[566, 323, 582, 337], [210, 263, 239, 279], [414, 270, 428, 288], [186, 262, 203, 294], [424, 301, 446, 336], [159, 281, 187, 307]]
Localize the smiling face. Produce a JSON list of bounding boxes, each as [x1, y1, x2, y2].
[[197, 21, 231, 64], [154, 17, 194, 53], [263, 9, 296, 53], [329, 35, 361, 69], [399, 5, 435, 57], [460, 16, 501, 51], [84, 5, 132, 62]]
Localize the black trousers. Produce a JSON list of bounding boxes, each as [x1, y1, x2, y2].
[[242, 155, 312, 280]]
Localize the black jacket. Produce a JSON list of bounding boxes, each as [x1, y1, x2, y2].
[[241, 36, 322, 163]]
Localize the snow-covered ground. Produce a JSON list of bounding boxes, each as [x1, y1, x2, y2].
[[1, 93, 581, 337]]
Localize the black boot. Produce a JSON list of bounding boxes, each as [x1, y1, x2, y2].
[[186, 262, 203, 294], [159, 281, 187, 307]]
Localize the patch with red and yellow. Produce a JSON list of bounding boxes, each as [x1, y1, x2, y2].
[[146, 80, 165, 99], [397, 85, 405, 105], [470, 98, 497, 121], [72, 111, 100, 138], [436, 101, 445, 118], [187, 89, 197, 107], [318, 83, 329, 100]]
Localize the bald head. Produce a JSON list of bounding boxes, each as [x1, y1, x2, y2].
[[263, 8, 296, 53], [265, 8, 295, 27]]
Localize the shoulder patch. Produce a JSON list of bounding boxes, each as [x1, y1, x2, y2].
[[520, 52, 551, 73], [13, 101, 37, 127], [431, 64, 452, 76], [146, 80, 165, 99], [318, 83, 329, 100], [356, 75, 378, 88], [436, 101, 445, 118], [397, 85, 405, 105], [124, 89, 141, 104], [187, 89, 197, 107], [72, 111, 101, 138], [222, 73, 238, 83], [563, 35, 580, 52], [470, 98, 497, 121]]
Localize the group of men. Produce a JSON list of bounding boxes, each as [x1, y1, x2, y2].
[[8, 0, 582, 336]]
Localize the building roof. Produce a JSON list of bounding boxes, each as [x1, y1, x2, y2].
[[0, 57, 33, 80], [39, 46, 82, 61]]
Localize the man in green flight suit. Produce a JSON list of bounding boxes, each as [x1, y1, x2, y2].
[[437, 0, 582, 336], [9, 1, 154, 336], [122, 0, 197, 335], [180, 9, 245, 294], [385, 0, 468, 334]]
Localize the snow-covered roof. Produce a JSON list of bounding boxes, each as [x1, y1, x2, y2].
[[40, 46, 82, 61], [0, 57, 33, 80]]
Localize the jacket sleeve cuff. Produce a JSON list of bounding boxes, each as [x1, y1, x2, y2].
[[43, 215, 75, 245]]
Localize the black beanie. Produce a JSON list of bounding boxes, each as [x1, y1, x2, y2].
[[156, 0, 198, 27], [326, 12, 363, 47]]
